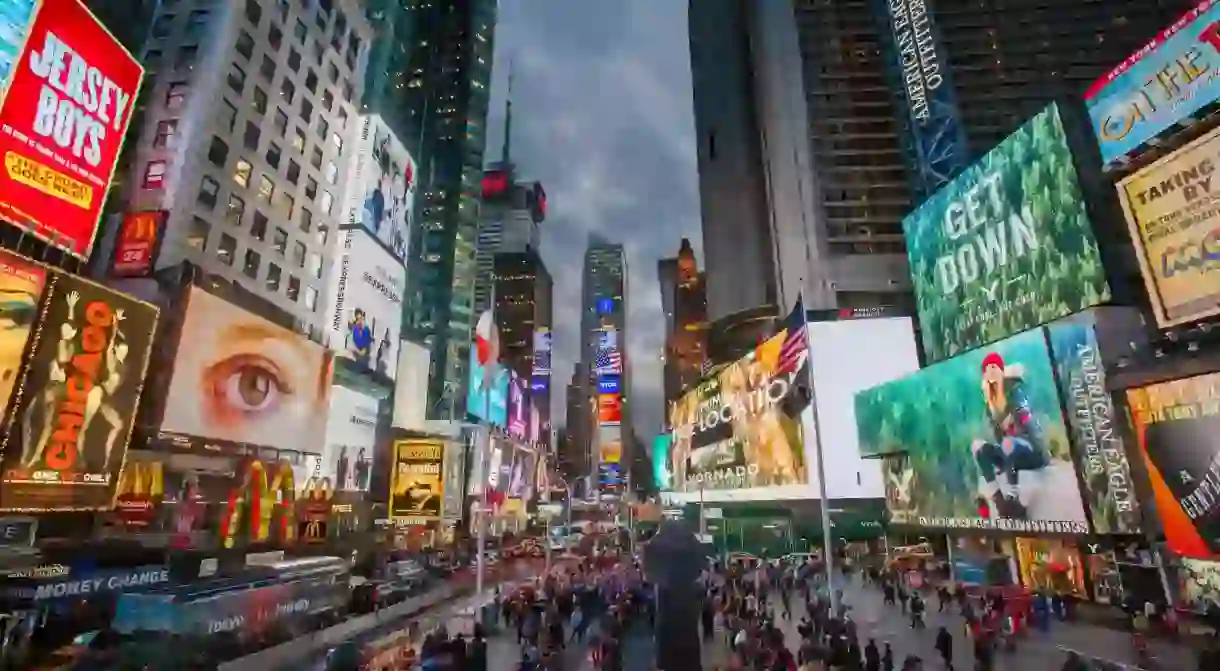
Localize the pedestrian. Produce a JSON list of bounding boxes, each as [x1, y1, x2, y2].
[[910, 593, 926, 630], [898, 586, 909, 614], [864, 639, 880, 671], [935, 626, 953, 671], [882, 643, 894, 671]]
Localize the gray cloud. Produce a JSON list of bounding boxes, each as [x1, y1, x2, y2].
[[485, 0, 701, 437]]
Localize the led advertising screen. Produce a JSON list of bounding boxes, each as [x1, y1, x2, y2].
[[326, 227, 405, 378], [314, 386, 378, 492], [507, 445, 536, 500], [1127, 373, 1220, 559], [0, 271, 157, 511], [598, 393, 622, 425], [903, 103, 1109, 364], [1085, 0, 1220, 166], [109, 211, 166, 279], [466, 347, 508, 427], [0, 249, 46, 417], [598, 375, 621, 394], [0, 0, 143, 260], [343, 114, 415, 261], [858, 328, 1089, 533], [160, 287, 333, 454], [652, 434, 672, 491], [668, 310, 811, 492], [532, 327, 551, 378], [593, 327, 622, 376], [388, 439, 442, 521], [1115, 124, 1220, 328], [507, 370, 528, 440]]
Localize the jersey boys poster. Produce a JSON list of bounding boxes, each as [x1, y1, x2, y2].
[[0, 271, 157, 510]]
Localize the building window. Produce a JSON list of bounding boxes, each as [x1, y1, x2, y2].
[[153, 119, 178, 148], [256, 174, 275, 204], [175, 45, 197, 70], [326, 62, 339, 83], [294, 19, 307, 42], [277, 0, 290, 21], [336, 107, 347, 129], [207, 136, 229, 167], [225, 194, 246, 227], [186, 10, 210, 37], [269, 25, 283, 51], [308, 252, 322, 278], [260, 55, 276, 80], [233, 159, 252, 187], [243, 121, 260, 150], [227, 64, 246, 92], [319, 190, 333, 214], [299, 207, 313, 232], [314, 225, 328, 246], [235, 31, 255, 59], [305, 70, 318, 93], [251, 210, 268, 240], [197, 176, 219, 208], [274, 109, 288, 135], [188, 216, 210, 252], [272, 227, 288, 254], [266, 263, 282, 291], [280, 78, 295, 103], [321, 90, 333, 110], [253, 87, 268, 114], [275, 191, 294, 218], [166, 81, 188, 109], [310, 147, 323, 168], [305, 176, 318, 200], [286, 275, 300, 301], [300, 98, 313, 123], [316, 117, 328, 139], [142, 161, 166, 188], [244, 0, 262, 25], [220, 100, 238, 132], [243, 248, 261, 278], [292, 241, 306, 268], [304, 286, 318, 311], [217, 233, 237, 266], [341, 81, 352, 102], [291, 128, 306, 153], [288, 49, 301, 71], [265, 142, 282, 168], [330, 132, 342, 153], [286, 160, 300, 184], [152, 14, 173, 40], [323, 160, 337, 184]]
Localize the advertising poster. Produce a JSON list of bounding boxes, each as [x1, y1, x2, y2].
[[1045, 316, 1143, 534], [0, 272, 157, 511], [326, 228, 405, 378], [0, 249, 45, 416], [160, 287, 333, 454], [1179, 558, 1220, 612], [343, 114, 415, 261], [109, 211, 166, 278], [1085, 0, 1220, 165], [388, 439, 442, 520], [903, 103, 1109, 364], [441, 441, 465, 520], [507, 370, 527, 439], [594, 327, 622, 376], [315, 386, 378, 492], [598, 393, 622, 425], [668, 307, 811, 492], [466, 348, 507, 427], [653, 434, 672, 490], [532, 327, 551, 378], [219, 457, 297, 548], [1127, 373, 1220, 558], [857, 328, 1089, 533], [1115, 124, 1220, 328], [0, 0, 143, 259], [508, 446, 535, 500]]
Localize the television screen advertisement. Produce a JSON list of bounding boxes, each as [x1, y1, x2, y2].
[[1045, 314, 1143, 535], [388, 439, 442, 521], [466, 348, 507, 427], [1115, 124, 1220, 328], [668, 308, 811, 492], [314, 386, 379, 493], [903, 103, 1109, 364], [653, 434, 672, 490], [0, 272, 157, 511], [160, 287, 333, 454], [508, 445, 536, 500], [1085, 0, 1220, 166], [507, 370, 527, 439], [532, 327, 551, 378], [343, 114, 415, 262], [0, 249, 46, 419], [1127, 373, 1220, 559], [109, 211, 166, 279], [0, 0, 143, 260], [326, 228, 405, 378], [598, 393, 622, 425], [857, 327, 1089, 533], [441, 440, 465, 520]]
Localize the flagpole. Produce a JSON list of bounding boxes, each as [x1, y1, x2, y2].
[[796, 286, 838, 611], [476, 288, 495, 603]]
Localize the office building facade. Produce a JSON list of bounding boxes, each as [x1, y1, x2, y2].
[[491, 250, 553, 425], [657, 238, 707, 425], [475, 175, 546, 314]]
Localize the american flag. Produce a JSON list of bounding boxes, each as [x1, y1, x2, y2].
[[777, 298, 807, 375], [594, 347, 622, 375]]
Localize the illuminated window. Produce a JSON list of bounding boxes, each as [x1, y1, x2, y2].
[[142, 161, 166, 188], [188, 216, 211, 252], [165, 82, 188, 109], [266, 263, 282, 291], [272, 227, 288, 254], [256, 174, 275, 203], [292, 128, 306, 153], [232, 159, 252, 188], [251, 211, 268, 240], [225, 194, 245, 227], [319, 190, 333, 214], [217, 233, 237, 266], [287, 276, 301, 301]]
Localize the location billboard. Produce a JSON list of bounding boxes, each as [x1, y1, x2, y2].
[[326, 227, 405, 378], [466, 347, 507, 427], [0, 0, 143, 259], [903, 103, 1109, 363], [1115, 123, 1220, 328], [388, 438, 442, 521], [343, 114, 415, 261], [1085, 0, 1220, 165]]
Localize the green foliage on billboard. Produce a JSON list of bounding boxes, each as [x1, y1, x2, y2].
[[904, 102, 1109, 363]]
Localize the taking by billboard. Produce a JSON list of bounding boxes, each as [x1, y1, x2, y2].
[[313, 386, 379, 493], [1115, 123, 1220, 328], [1085, 0, 1220, 166], [0, 271, 157, 511], [903, 103, 1110, 364], [160, 287, 333, 454], [0, 0, 143, 260], [388, 438, 442, 521], [0, 249, 47, 418], [343, 114, 415, 262], [857, 327, 1089, 533], [109, 211, 166, 278], [1127, 373, 1220, 559], [326, 227, 405, 378]]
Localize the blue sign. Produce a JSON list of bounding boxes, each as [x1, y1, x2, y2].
[[7, 566, 172, 602], [597, 375, 620, 394], [1086, 0, 1220, 165], [531, 377, 549, 392], [466, 349, 508, 427], [597, 297, 614, 315]]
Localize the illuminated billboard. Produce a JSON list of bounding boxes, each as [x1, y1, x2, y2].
[[652, 435, 672, 491], [0, 0, 143, 259], [325, 227, 405, 377], [598, 393, 622, 425], [467, 310, 507, 427], [532, 327, 551, 378], [389, 439, 442, 522], [109, 211, 166, 278], [1085, 0, 1220, 165], [343, 114, 415, 261]]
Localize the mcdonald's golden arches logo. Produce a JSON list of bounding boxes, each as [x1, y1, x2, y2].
[[220, 459, 296, 549], [111, 210, 166, 278]]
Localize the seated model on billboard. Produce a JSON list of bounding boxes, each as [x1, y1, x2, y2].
[[971, 351, 1052, 520]]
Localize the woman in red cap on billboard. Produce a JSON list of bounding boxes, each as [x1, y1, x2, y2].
[[971, 351, 1051, 520]]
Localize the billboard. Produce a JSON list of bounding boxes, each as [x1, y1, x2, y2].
[[857, 328, 1089, 533], [388, 439, 442, 521], [109, 211, 166, 278], [441, 440, 465, 520], [1127, 373, 1220, 558], [1115, 124, 1220, 328], [1085, 0, 1220, 165], [343, 114, 415, 261], [594, 328, 622, 375], [326, 228, 405, 378], [903, 103, 1109, 363], [652, 434, 672, 491], [160, 287, 333, 454], [314, 386, 378, 492], [507, 445, 536, 500], [598, 393, 622, 425], [597, 375, 621, 394], [466, 347, 507, 427], [0, 249, 46, 417], [391, 339, 429, 429], [875, 0, 969, 194], [0, 272, 157, 511], [507, 370, 528, 439], [532, 327, 551, 378], [0, 0, 143, 260], [668, 309, 811, 492]]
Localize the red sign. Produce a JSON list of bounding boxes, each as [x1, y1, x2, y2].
[[0, 0, 143, 259], [110, 210, 165, 277], [598, 393, 622, 424]]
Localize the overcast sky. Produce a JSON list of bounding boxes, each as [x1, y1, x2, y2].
[[483, 0, 702, 438]]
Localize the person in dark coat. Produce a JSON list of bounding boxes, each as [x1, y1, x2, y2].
[[864, 639, 881, 671], [935, 626, 954, 671]]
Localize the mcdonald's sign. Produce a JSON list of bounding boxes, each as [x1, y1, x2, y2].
[[219, 459, 296, 549], [110, 211, 166, 278], [298, 518, 328, 543]]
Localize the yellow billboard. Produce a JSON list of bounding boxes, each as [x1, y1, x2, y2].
[[1117, 124, 1220, 328], [389, 439, 443, 522]]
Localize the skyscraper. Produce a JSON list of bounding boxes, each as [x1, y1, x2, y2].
[[657, 238, 707, 425], [580, 235, 630, 491]]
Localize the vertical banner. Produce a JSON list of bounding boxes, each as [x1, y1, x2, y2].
[[441, 441, 465, 520], [0, 250, 47, 418], [1, 271, 157, 511], [389, 439, 442, 522], [109, 211, 166, 278]]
